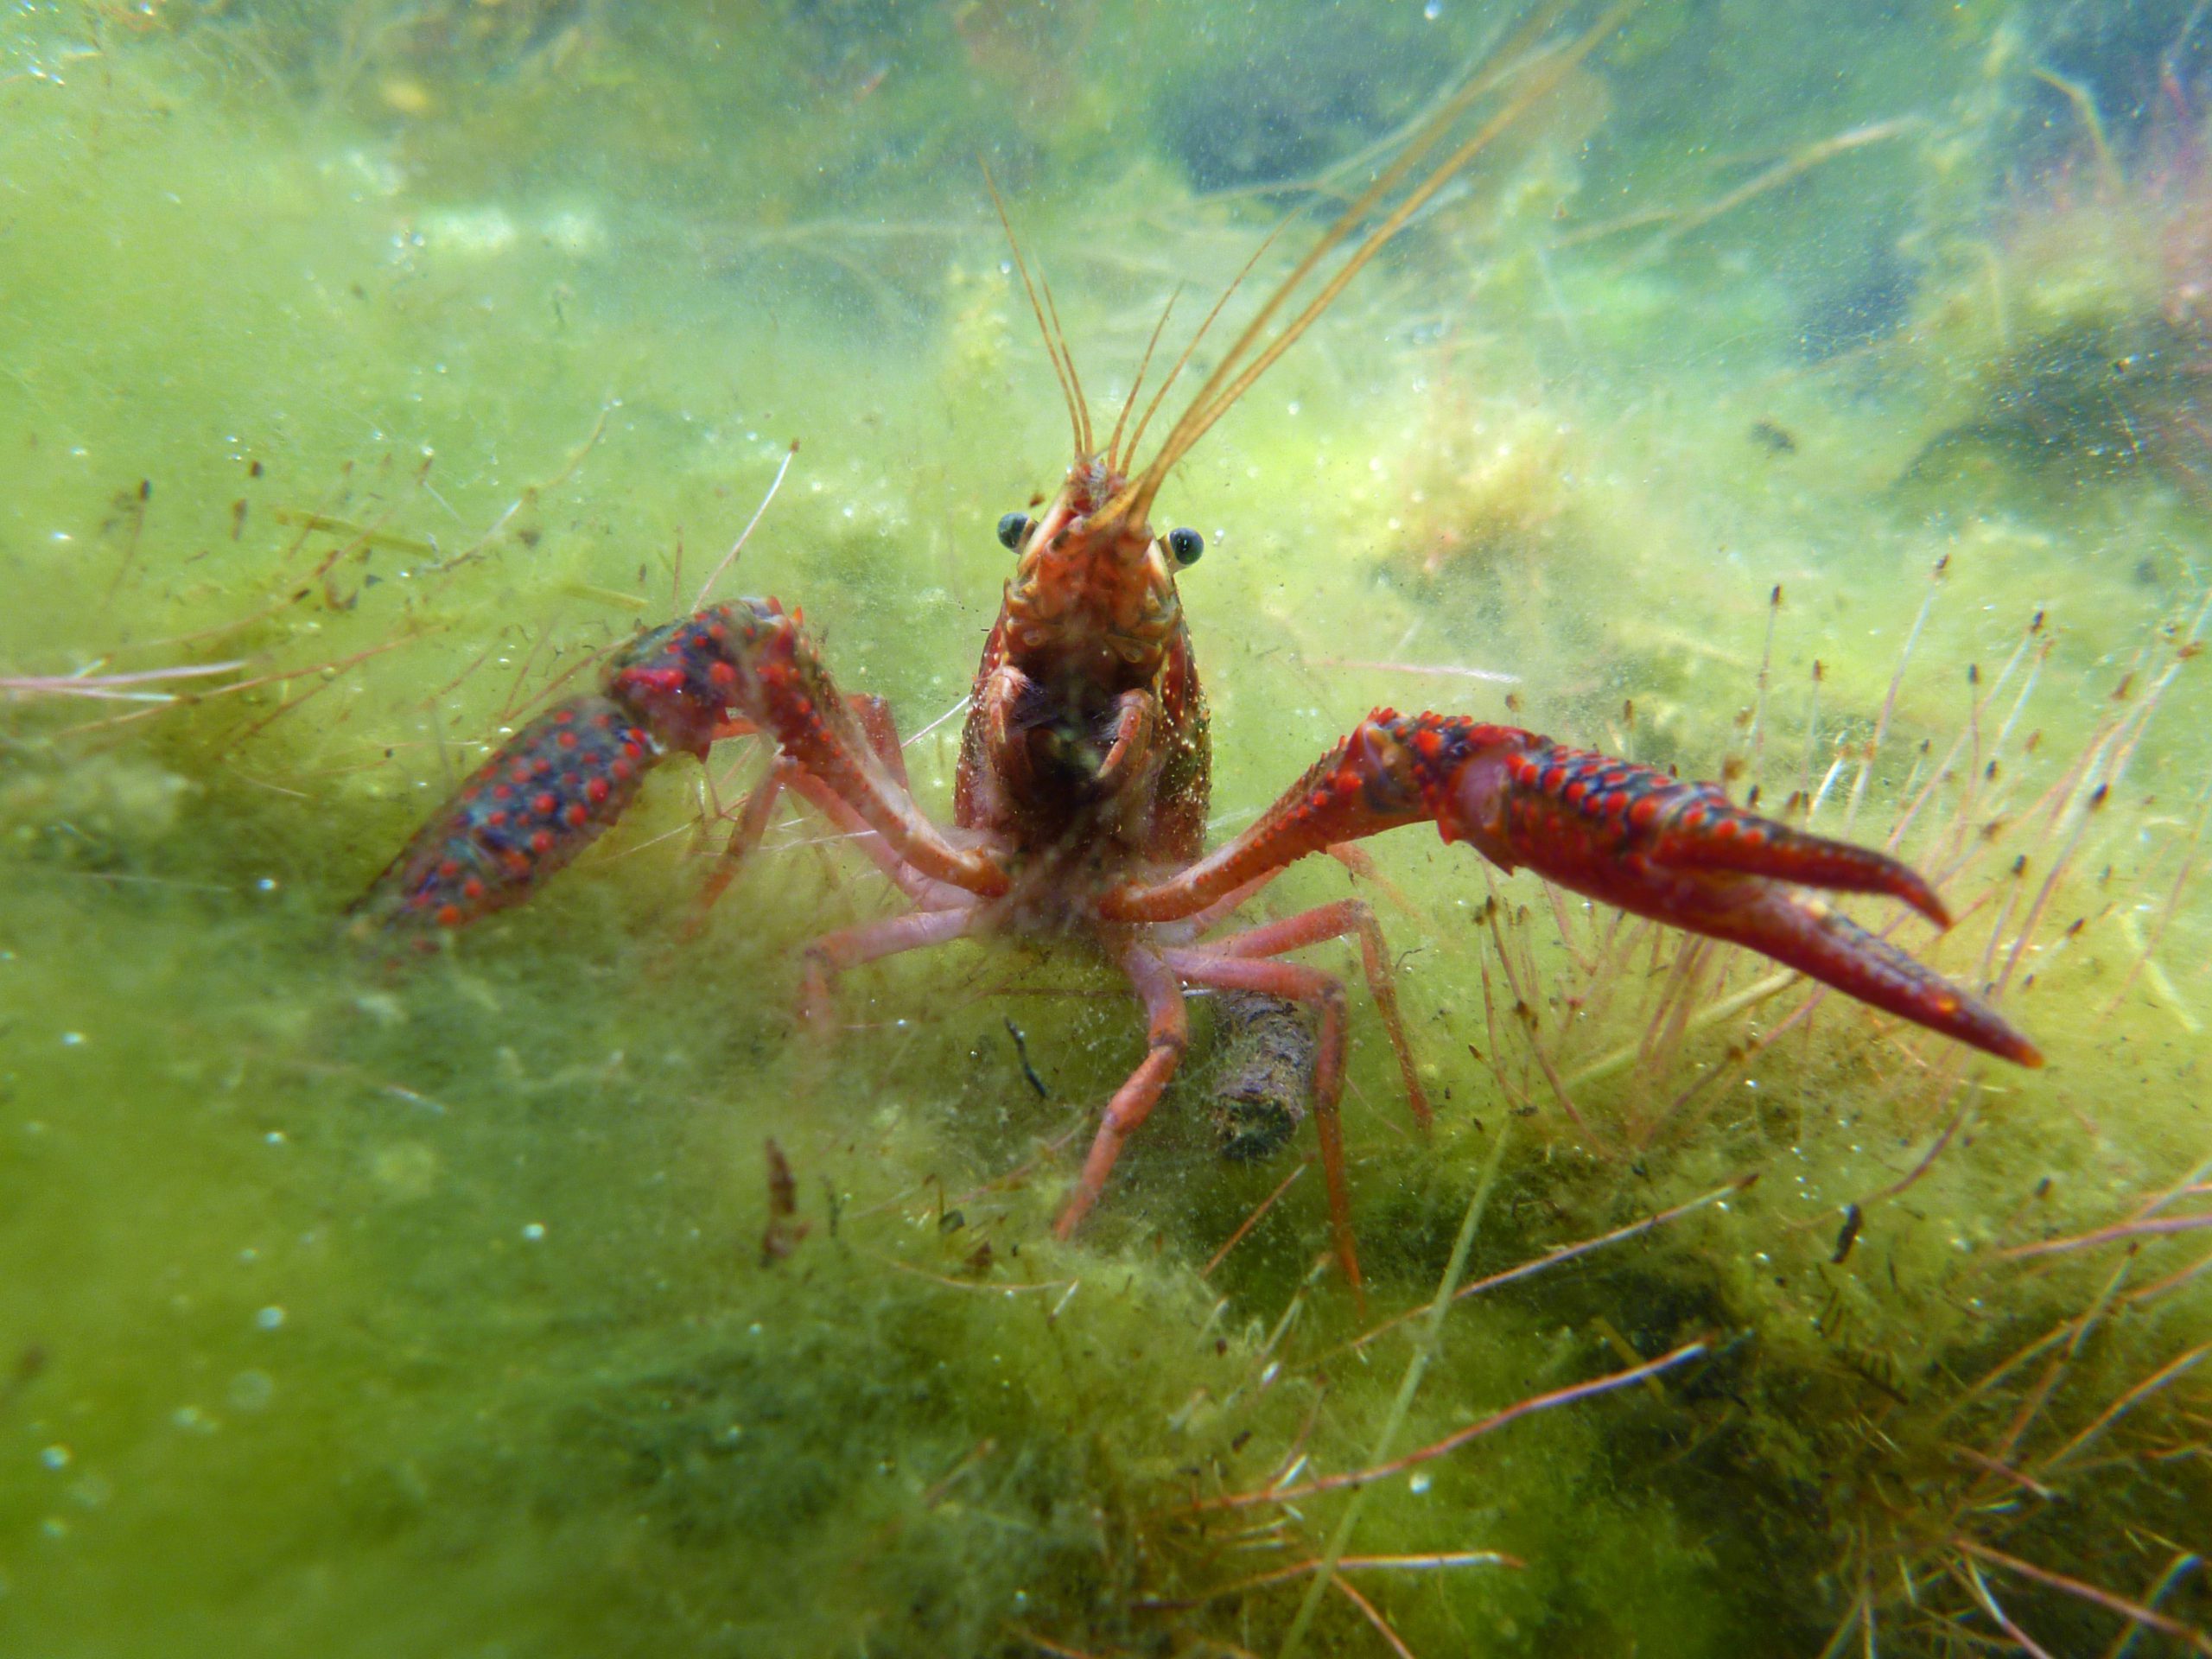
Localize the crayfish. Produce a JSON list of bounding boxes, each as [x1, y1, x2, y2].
[[355, 30, 2039, 1297]]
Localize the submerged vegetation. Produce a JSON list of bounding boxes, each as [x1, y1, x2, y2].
[[3, 2, 2209, 1656]]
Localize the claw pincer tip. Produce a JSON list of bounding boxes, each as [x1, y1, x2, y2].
[[358, 607, 774, 934], [354, 696, 661, 931]]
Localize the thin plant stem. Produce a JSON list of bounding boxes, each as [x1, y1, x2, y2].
[[1271, 1120, 1515, 1659]]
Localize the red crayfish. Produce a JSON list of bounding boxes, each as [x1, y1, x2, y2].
[[357, 44, 2039, 1295]]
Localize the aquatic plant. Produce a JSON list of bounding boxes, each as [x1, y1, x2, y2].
[[5, 6, 2211, 1658], [1892, 21, 2212, 510]]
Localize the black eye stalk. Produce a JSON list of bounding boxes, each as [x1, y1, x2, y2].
[[1166, 527, 1204, 567], [997, 512, 1033, 551]]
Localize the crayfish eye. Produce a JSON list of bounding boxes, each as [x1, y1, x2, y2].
[[1167, 526, 1204, 567], [996, 511, 1033, 551]]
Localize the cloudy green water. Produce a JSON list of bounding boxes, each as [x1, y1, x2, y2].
[[3, 3, 2209, 1655]]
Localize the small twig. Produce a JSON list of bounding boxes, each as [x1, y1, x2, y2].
[[1341, 1176, 1751, 1355], [1332, 1573, 1418, 1659], [863, 1250, 1074, 1296], [2001, 1211, 2212, 1262], [2100, 1554, 2204, 1659], [1196, 1337, 1706, 1511], [1955, 1538, 2212, 1656], [1003, 1016, 1049, 1099], [1202, 1161, 1308, 1279], [2, 659, 246, 702], [1957, 1554, 2059, 1659], [2037, 1343, 2212, 1476], [1627, 118, 1918, 261], [1303, 654, 1519, 685], [423, 404, 611, 575], [1135, 1550, 1522, 1611], [1006, 1624, 1103, 1659]]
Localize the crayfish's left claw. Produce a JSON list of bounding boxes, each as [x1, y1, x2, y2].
[[353, 696, 663, 935], [1638, 785, 1950, 930], [1364, 712, 2042, 1067], [1679, 883, 2044, 1067]]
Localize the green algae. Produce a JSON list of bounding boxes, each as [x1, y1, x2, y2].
[[3, 4, 2211, 1656]]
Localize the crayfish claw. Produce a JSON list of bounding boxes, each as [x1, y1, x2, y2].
[[1641, 788, 1953, 929], [1373, 714, 2039, 1066], [355, 696, 660, 932], [1696, 886, 2044, 1067]]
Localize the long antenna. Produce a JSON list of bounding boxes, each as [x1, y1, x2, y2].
[[1120, 222, 1290, 488], [1107, 0, 1627, 524], [982, 163, 1087, 457], [1158, 3, 1626, 477], [1037, 266, 1093, 454], [1142, 2, 1568, 481], [1108, 284, 1182, 471]]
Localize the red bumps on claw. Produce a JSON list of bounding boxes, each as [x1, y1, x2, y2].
[[1373, 720, 2043, 1067], [1513, 746, 1955, 929], [1643, 787, 1951, 928], [1687, 888, 2044, 1067], [353, 696, 661, 932]]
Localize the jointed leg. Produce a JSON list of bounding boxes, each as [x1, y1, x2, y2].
[[780, 767, 978, 908], [809, 693, 989, 902], [1057, 944, 1190, 1243], [798, 903, 985, 1031], [689, 754, 968, 937], [846, 692, 912, 792], [1155, 870, 1281, 944], [688, 754, 804, 929], [1101, 725, 1429, 925], [1198, 899, 1431, 1128], [607, 601, 1009, 899], [1160, 948, 1362, 1299]]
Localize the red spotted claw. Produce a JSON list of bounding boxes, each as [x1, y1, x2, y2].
[[1389, 713, 2043, 1067], [353, 605, 760, 933], [353, 696, 662, 932], [1102, 709, 2039, 1069]]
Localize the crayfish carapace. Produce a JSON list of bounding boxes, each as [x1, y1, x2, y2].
[[357, 12, 2039, 1297]]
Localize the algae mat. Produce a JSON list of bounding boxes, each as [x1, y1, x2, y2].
[[3, 5, 2209, 1656]]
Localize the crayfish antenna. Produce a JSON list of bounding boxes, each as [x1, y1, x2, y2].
[[1109, 0, 1633, 529], [983, 162, 1091, 459]]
